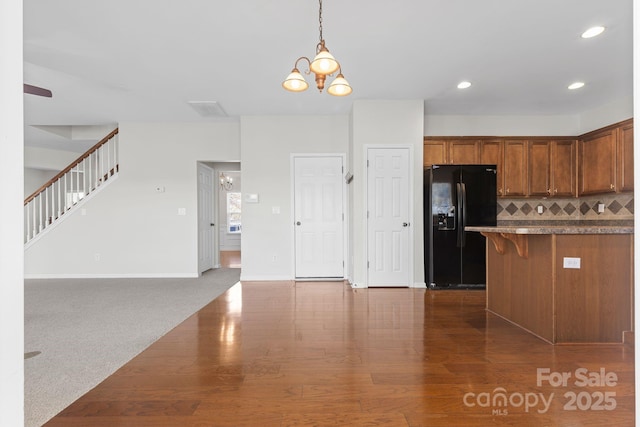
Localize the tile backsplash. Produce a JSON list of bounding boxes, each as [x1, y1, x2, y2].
[[497, 192, 634, 223]]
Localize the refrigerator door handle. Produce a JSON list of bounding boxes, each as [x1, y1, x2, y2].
[[456, 183, 463, 247], [461, 182, 467, 247]]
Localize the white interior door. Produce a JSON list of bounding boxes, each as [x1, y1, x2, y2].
[[367, 148, 411, 287], [197, 163, 215, 274], [294, 156, 345, 278]]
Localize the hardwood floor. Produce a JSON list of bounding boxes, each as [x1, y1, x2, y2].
[[44, 282, 634, 426], [220, 250, 241, 268]]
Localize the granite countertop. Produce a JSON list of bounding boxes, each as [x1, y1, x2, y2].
[[465, 225, 634, 234]]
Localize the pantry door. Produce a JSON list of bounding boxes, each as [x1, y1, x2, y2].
[[293, 156, 345, 279], [366, 147, 411, 287]]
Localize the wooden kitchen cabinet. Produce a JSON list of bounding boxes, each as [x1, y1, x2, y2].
[[529, 140, 576, 197], [480, 140, 504, 196], [579, 128, 617, 195], [423, 140, 447, 166], [617, 121, 634, 192], [448, 140, 479, 164], [503, 141, 528, 196], [423, 139, 479, 165]]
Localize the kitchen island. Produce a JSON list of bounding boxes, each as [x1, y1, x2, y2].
[[466, 225, 634, 344]]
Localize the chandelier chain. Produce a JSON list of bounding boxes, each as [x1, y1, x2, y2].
[[318, 0, 323, 43]]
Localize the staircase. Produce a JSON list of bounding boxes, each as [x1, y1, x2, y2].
[[24, 128, 119, 247]]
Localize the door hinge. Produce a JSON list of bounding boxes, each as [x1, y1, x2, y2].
[[367, 261, 370, 268], [367, 160, 369, 167]]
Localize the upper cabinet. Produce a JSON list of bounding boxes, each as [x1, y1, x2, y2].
[[480, 141, 504, 196], [617, 121, 634, 192], [579, 129, 616, 195], [578, 119, 632, 196], [552, 141, 577, 197], [424, 119, 632, 198], [449, 140, 479, 164], [423, 139, 478, 165], [503, 141, 528, 197], [529, 140, 576, 197], [423, 140, 447, 166]]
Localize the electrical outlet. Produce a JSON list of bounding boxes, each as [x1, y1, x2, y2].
[[94, 253, 101, 262], [597, 203, 605, 213], [563, 257, 581, 269], [537, 205, 544, 214]]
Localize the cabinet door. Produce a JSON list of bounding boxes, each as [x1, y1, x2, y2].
[[579, 130, 616, 195], [448, 140, 478, 164], [423, 141, 447, 166], [617, 122, 633, 192], [480, 141, 504, 196], [552, 140, 576, 197], [528, 141, 551, 196], [503, 141, 528, 196]]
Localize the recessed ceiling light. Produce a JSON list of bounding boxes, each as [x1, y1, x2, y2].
[[568, 82, 585, 90], [457, 81, 472, 89], [581, 26, 605, 39]]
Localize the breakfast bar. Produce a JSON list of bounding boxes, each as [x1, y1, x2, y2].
[[465, 225, 634, 344]]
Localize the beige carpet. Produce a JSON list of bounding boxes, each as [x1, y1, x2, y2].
[[24, 268, 240, 427]]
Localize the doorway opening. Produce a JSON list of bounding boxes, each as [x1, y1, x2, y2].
[[198, 161, 241, 274]]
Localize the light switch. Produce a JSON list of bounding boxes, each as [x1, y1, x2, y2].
[[597, 203, 605, 213]]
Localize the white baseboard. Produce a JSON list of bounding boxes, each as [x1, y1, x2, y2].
[[24, 273, 199, 279], [412, 282, 427, 288], [239, 274, 294, 282]]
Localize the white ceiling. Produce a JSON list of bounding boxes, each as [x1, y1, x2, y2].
[[23, 0, 633, 152]]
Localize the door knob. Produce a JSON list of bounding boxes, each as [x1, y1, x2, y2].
[[403, 222, 409, 227], [210, 223, 215, 226], [296, 221, 301, 226]]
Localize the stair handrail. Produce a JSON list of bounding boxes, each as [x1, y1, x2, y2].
[[24, 128, 119, 205]]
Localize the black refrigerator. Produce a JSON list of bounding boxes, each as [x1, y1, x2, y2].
[[424, 165, 497, 289]]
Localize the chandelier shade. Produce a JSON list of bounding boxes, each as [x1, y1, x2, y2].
[[310, 44, 339, 75], [327, 73, 352, 96], [282, 68, 309, 92], [282, 0, 351, 96]]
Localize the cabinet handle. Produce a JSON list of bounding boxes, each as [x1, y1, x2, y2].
[[547, 189, 551, 195], [498, 188, 503, 195], [506, 188, 510, 194], [554, 189, 558, 194], [610, 183, 615, 190]]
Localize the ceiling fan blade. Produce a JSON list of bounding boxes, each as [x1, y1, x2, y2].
[[24, 84, 52, 98]]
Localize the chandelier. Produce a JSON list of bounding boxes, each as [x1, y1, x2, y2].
[[219, 172, 233, 191], [282, 0, 352, 96]]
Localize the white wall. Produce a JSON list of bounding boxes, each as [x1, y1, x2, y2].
[[0, 0, 23, 424], [424, 95, 633, 137], [240, 115, 349, 281], [578, 95, 634, 134], [425, 114, 581, 136], [24, 146, 79, 170], [351, 100, 425, 287], [24, 167, 58, 196], [25, 122, 240, 277]]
